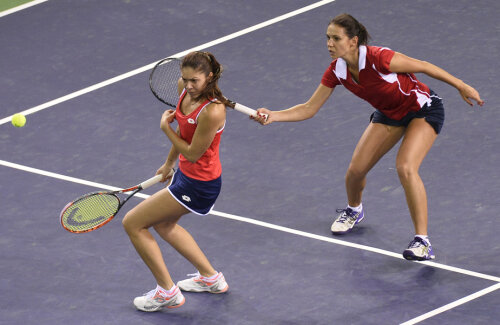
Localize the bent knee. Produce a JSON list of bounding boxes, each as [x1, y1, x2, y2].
[[346, 164, 369, 180], [122, 210, 142, 235], [396, 162, 419, 180], [122, 212, 133, 233]]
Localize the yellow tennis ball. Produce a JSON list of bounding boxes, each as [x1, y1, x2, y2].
[[11, 113, 26, 128]]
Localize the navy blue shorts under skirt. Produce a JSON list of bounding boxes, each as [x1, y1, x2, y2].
[[167, 169, 221, 215], [370, 89, 445, 134]]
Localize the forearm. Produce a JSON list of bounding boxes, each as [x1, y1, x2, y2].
[[165, 144, 179, 167], [163, 125, 192, 160], [420, 61, 466, 90], [274, 102, 316, 122], [164, 126, 180, 165], [256, 84, 332, 125]]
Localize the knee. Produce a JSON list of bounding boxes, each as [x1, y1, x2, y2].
[[122, 210, 140, 236], [346, 164, 367, 181], [396, 161, 418, 181], [122, 212, 132, 234]]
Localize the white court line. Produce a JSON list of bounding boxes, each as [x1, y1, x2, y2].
[[0, 159, 150, 199], [2, 159, 500, 324], [3, 159, 498, 323], [0, 0, 49, 18], [211, 210, 500, 283], [1, 1, 498, 321], [2, 158, 500, 284], [0, 0, 336, 126], [400, 283, 500, 325]]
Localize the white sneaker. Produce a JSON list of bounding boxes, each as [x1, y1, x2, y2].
[[177, 272, 228, 293], [133, 285, 185, 312], [331, 207, 365, 234], [403, 237, 435, 261]]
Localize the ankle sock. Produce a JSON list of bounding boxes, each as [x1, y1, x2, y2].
[[415, 235, 431, 246], [157, 284, 177, 295], [202, 272, 219, 281], [347, 203, 363, 213]]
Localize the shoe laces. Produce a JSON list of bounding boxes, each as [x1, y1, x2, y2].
[[408, 237, 427, 248], [335, 208, 355, 223], [143, 288, 159, 298], [143, 286, 173, 298]]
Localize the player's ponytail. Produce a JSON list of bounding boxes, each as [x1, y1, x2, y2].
[[330, 13, 371, 46], [181, 51, 229, 106]]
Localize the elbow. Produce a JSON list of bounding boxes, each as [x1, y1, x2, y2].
[[304, 103, 319, 119], [305, 111, 316, 120], [184, 152, 202, 164]]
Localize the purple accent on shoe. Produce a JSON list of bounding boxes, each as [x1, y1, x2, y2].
[[331, 207, 365, 234], [403, 237, 435, 261]]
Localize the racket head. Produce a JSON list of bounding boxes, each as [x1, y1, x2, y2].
[[60, 192, 121, 234], [149, 57, 182, 107]]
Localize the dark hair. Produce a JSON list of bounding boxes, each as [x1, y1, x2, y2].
[[181, 51, 228, 106], [330, 14, 371, 46]]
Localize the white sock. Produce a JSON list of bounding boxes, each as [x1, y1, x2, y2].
[[415, 235, 431, 246], [202, 272, 219, 281], [347, 203, 363, 213], [157, 284, 176, 295]]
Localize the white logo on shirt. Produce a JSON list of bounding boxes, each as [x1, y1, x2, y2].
[[187, 118, 195, 124], [182, 195, 191, 202]]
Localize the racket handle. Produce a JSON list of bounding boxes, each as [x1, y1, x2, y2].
[[233, 103, 269, 121], [233, 102, 257, 116], [140, 174, 163, 189]]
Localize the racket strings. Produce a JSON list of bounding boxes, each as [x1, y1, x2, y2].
[[150, 59, 181, 107], [61, 193, 120, 232]]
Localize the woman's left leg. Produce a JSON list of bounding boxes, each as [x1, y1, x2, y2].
[[396, 118, 437, 236]]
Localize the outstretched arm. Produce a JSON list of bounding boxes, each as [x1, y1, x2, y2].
[[255, 84, 334, 125], [389, 52, 484, 106]]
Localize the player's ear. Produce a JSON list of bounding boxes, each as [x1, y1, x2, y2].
[[350, 35, 359, 48], [206, 71, 214, 83]]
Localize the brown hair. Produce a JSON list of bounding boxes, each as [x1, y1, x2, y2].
[[330, 14, 371, 46], [181, 51, 229, 106]]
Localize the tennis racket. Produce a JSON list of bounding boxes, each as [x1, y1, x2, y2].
[[149, 57, 267, 119], [60, 172, 170, 234]]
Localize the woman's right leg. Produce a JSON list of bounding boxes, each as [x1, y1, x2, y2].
[[122, 188, 188, 290], [345, 122, 405, 206], [332, 122, 405, 234]]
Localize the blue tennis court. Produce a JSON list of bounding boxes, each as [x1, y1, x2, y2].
[[1, 1, 499, 324]]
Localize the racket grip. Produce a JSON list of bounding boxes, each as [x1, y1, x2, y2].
[[140, 174, 163, 189], [233, 103, 257, 116], [233, 103, 269, 120]]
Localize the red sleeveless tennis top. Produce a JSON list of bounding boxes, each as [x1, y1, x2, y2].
[[175, 89, 225, 181]]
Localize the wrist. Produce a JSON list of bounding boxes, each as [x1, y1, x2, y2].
[[162, 123, 174, 135], [454, 78, 466, 91], [164, 159, 176, 167]]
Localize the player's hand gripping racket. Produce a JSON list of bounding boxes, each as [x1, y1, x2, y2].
[[60, 172, 171, 233], [149, 57, 267, 120]]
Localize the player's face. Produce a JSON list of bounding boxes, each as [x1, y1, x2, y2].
[[181, 67, 212, 98], [326, 24, 358, 59]]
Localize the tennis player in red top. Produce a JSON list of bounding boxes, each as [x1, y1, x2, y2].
[[254, 14, 484, 261], [122, 51, 229, 312]]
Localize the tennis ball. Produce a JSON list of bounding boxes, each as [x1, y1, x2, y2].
[[11, 113, 26, 128]]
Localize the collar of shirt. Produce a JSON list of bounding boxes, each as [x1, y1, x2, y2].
[[334, 45, 367, 80]]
